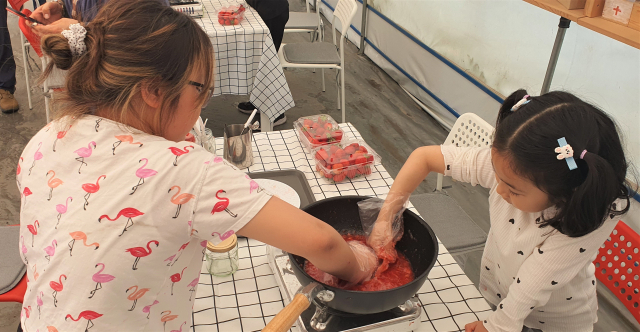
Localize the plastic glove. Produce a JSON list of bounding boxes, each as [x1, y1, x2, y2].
[[359, 194, 410, 274], [348, 240, 378, 284]]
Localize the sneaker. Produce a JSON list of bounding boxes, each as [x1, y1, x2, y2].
[[0, 89, 19, 114], [253, 114, 287, 132], [237, 101, 255, 114]]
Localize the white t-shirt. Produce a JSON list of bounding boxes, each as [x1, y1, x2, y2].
[[17, 115, 272, 332], [441, 145, 619, 332]]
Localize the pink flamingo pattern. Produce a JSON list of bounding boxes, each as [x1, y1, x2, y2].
[[186, 277, 199, 301], [22, 306, 31, 329], [168, 146, 194, 166], [213, 156, 223, 163], [112, 135, 143, 155], [26, 220, 39, 247], [170, 321, 187, 332], [46, 170, 63, 201], [74, 141, 96, 174], [55, 197, 72, 229], [16, 157, 23, 187], [160, 310, 178, 332], [131, 158, 157, 194], [28, 142, 43, 175], [245, 174, 260, 194], [164, 254, 176, 266], [21, 187, 32, 207], [210, 190, 237, 217], [125, 285, 150, 311], [50, 274, 66, 307], [20, 236, 28, 264], [36, 291, 43, 318], [211, 230, 235, 241], [142, 300, 159, 319], [168, 186, 195, 218], [32, 263, 39, 280], [65, 310, 102, 331], [125, 240, 159, 270], [44, 239, 57, 262], [89, 263, 115, 298], [99, 207, 144, 236], [169, 267, 187, 295], [52, 126, 71, 152], [82, 175, 106, 210], [68, 231, 99, 256], [167, 241, 190, 266]]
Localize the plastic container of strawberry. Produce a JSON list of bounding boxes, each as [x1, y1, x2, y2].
[[294, 114, 344, 152], [217, 4, 246, 25], [313, 139, 380, 183]]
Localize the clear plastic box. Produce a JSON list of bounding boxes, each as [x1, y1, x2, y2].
[[217, 4, 246, 25], [294, 114, 344, 152], [313, 139, 380, 183]]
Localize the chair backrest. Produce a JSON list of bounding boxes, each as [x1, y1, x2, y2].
[[8, 0, 29, 10], [18, 8, 43, 57], [444, 113, 494, 148], [331, 0, 357, 58], [594, 220, 640, 323]]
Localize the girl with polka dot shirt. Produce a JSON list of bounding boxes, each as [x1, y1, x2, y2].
[[368, 90, 635, 332]]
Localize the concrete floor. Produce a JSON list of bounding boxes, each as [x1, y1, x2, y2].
[[0, 1, 637, 331]]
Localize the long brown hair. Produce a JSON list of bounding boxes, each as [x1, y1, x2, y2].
[[40, 0, 214, 136]]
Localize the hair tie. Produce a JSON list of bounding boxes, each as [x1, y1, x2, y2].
[[555, 137, 577, 170], [511, 95, 530, 112], [580, 149, 587, 159], [61, 23, 87, 58]]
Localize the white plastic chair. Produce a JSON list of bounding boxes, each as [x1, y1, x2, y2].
[[436, 113, 495, 191], [278, 0, 357, 123], [284, 0, 324, 42]]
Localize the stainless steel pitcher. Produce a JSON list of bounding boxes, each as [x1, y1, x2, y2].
[[223, 124, 254, 169]]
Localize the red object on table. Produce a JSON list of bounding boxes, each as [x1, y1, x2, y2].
[[0, 224, 27, 303], [217, 4, 245, 26], [294, 114, 343, 151], [594, 220, 640, 323], [313, 139, 379, 183]]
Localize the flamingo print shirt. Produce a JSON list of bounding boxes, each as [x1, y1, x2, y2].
[[17, 115, 273, 332]]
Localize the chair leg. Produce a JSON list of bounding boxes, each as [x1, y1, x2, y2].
[[336, 71, 340, 111], [321, 68, 325, 92], [436, 173, 443, 192], [21, 34, 32, 110], [340, 68, 345, 123]]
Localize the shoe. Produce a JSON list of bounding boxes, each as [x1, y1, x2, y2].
[[0, 89, 19, 114], [237, 101, 255, 114], [253, 114, 287, 132]]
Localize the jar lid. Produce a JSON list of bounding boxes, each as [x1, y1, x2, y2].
[[207, 234, 238, 253]]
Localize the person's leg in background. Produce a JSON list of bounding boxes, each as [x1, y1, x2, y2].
[[0, 0, 19, 114], [237, 9, 289, 128]]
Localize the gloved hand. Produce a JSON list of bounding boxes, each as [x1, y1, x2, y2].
[[359, 194, 410, 274], [348, 240, 378, 284]]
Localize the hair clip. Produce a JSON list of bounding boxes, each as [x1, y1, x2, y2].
[[511, 95, 530, 112], [555, 137, 577, 170], [580, 149, 587, 159]]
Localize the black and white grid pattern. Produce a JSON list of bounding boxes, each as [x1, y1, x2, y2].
[[191, 125, 492, 332], [196, 0, 295, 122]]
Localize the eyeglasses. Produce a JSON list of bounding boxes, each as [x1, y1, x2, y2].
[[188, 81, 214, 108]]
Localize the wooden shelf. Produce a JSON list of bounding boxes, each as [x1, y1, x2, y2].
[[522, 0, 587, 21], [578, 16, 640, 49]]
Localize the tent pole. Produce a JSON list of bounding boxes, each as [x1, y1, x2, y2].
[[358, 0, 368, 55], [541, 17, 571, 94]]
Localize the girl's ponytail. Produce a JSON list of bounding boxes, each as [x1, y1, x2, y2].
[[496, 89, 529, 126], [557, 151, 630, 237]]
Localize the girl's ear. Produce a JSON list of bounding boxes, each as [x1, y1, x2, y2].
[[140, 80, 164, 109]]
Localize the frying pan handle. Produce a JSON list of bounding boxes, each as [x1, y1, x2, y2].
[[261, 293, 310, 332]]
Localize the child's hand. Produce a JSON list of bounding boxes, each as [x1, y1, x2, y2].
[[465, 321, 489, 332], [348, 241, 378, 283]]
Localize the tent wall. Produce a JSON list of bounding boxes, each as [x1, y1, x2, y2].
[[316, 0, 640, 231]]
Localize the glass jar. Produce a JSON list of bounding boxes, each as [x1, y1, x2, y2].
[[203, 128, 216, 154], [205, 234, 239, 277]]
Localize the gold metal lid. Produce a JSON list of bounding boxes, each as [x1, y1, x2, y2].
[[207, 234, 238, 253]]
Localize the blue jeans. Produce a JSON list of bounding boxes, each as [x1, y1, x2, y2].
[[0, 0, 16, 93]]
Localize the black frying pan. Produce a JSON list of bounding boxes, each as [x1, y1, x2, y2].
[[262, 196, 439, 332]]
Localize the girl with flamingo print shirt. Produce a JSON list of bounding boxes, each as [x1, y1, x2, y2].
[[17, 1, 378, 331]]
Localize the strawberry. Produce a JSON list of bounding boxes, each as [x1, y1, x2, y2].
[[340, 159, 350, 169], [334, 148, 345, 159], [362, 165, 372, 175], [323, 122, 333, 131], [359, 146, 368, 153], [309, 137, 319, 145], [329, 145, 339, 155], [316, 164, 322, 172], [350, 143, 360, 150], [324, 171, 333, 179], [366, 154, 374, 163], [303, 119, 313, 127], [332, 163, 344, 174], [315, 134, 328, 143], [344, 145, 355, 155], [332, 130, 343, 141], [218, 18, 225, 24], [333, 173, 346, 182], [346, 169, 357, 179], [316, 127, 325, 136], [355, 154, 367, 165]]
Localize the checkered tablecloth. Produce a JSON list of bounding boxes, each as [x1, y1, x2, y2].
[[191, 124, 492, 332], [195, 0, 295, 123]]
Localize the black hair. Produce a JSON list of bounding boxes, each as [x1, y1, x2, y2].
[[493, 89, 635, 237]]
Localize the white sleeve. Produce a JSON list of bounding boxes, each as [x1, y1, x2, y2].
[[485, 219, 618, 331], [440, 145, 497, 189]]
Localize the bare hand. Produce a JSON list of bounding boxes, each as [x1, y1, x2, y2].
[[465, 321, 489, 332], [30, 2, 64, 25], [32, 18, 78, 36]]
